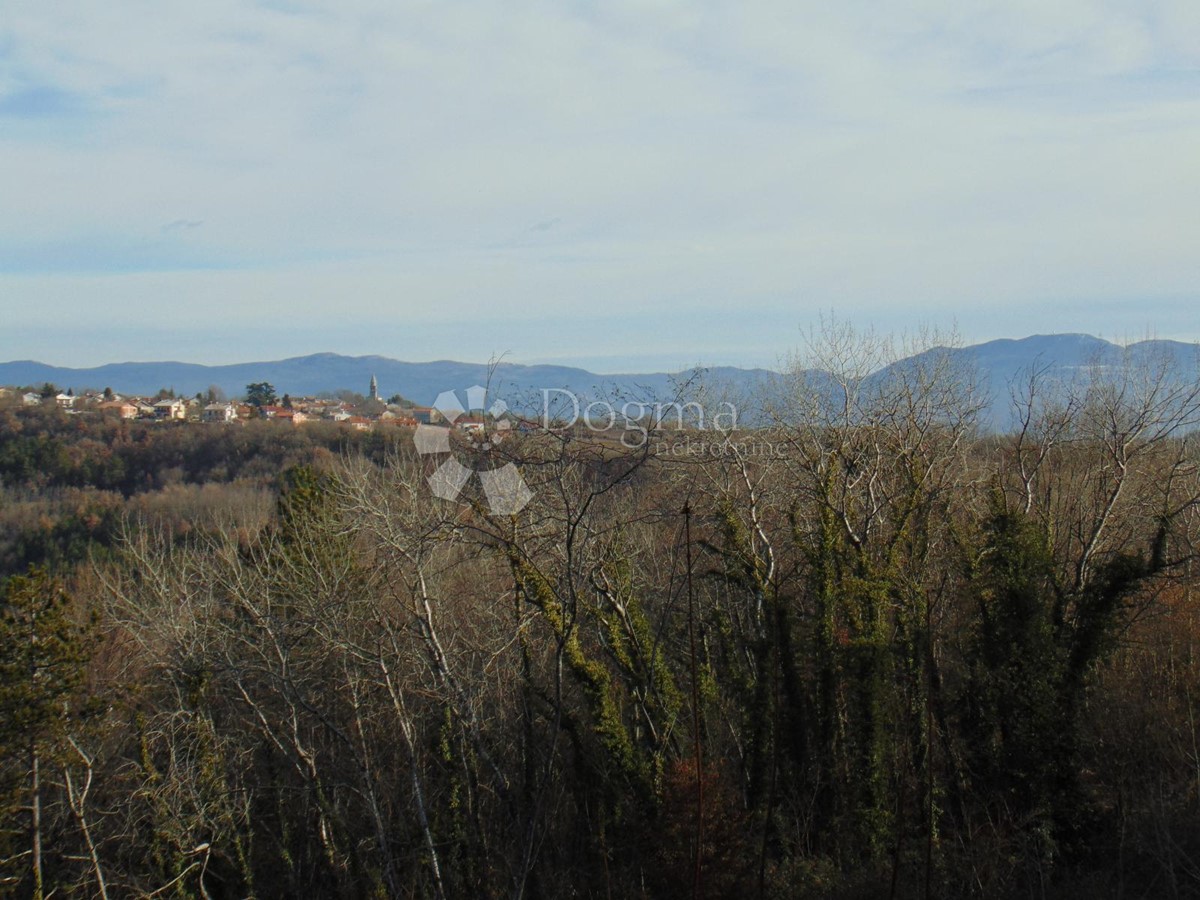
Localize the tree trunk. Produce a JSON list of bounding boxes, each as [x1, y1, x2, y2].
[[31, 739, 42, 900]]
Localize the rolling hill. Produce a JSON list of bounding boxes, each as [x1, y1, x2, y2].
[[2, 335, 1197, 429]]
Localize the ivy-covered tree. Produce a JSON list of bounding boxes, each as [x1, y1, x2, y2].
[[962, 494, 1171, 863], [0, 568, 90, 898]]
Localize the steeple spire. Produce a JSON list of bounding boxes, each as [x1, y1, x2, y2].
[[369, 374, 379, 401]]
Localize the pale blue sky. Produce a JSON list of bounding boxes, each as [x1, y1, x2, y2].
[[2, 1, 1198, 371]]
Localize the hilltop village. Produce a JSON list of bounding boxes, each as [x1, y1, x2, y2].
[[0, 376, 474, 432]]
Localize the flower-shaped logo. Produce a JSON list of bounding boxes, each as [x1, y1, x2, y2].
[[414, 384, 533, 514]]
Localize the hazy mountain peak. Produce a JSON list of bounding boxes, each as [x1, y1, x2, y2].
[[3, 334, 1197, 430]]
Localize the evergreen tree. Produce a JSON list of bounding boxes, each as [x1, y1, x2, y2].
[[245, 382, 277, 408], [0, 568, 90, 898]]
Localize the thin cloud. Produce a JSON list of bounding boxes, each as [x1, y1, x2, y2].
[[1, 2, 1198, 367], [0, 84, 86, 119]]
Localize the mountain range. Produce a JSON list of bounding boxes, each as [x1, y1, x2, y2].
[[0, 353, 767, 412], [2, 334, 1197, 430]]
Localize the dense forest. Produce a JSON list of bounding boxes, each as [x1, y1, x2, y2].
[[4, 335, 1200, 898]]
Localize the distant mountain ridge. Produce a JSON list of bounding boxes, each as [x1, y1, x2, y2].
[[894, 334, 1199, 429], [2, 334, 1197, 429], [0, 353, 774, 411]]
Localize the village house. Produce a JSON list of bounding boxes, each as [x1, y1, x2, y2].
[[202, 402, 239, 424], [456, 415, 486, 433], [378, 414, 418, 428], [272, 409, 308, 425], [153, 398, 187, 420], [410, 406, 441, 424], [99, 400, 139, 419]]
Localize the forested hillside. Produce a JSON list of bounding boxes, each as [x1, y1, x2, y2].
[[3, 340, 1200, 898]]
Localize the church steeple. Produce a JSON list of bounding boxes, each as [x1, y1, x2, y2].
[[369, 374, 379, 401]]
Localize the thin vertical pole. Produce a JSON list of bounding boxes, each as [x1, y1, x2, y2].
[[684, 502, 703, 900]]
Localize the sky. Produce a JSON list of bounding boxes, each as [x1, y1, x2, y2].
[[2, 1, 1199, 372]]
